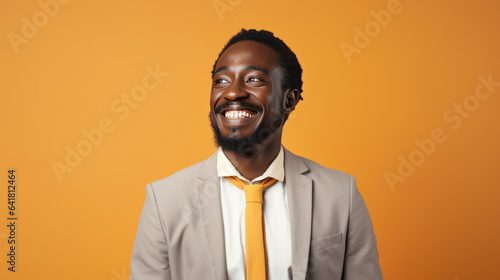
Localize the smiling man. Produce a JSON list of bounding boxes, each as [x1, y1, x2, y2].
[[130, 29, 383, 280]]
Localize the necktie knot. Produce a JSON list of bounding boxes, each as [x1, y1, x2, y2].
[[244, 185, 265, 204], [225, 176, 277, 204]]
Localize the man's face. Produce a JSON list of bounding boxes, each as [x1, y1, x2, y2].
[[209, 40, 287, 152]]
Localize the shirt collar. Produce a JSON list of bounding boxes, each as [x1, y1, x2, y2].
[[216, 145, 285, 184]]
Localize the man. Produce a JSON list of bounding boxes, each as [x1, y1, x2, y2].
[[130, 28, 383, 280]]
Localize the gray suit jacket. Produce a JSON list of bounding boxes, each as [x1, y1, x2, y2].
[[130, 147, 383, 280]]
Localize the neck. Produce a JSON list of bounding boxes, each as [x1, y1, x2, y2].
[[222, 135, 282, 181]]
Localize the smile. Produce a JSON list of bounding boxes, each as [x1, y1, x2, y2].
[[224, 110, 257, 119]]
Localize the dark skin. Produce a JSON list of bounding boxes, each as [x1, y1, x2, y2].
[[210, 40, 300, 181]]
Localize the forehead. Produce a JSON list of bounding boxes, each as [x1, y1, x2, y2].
[[215, 40, 279, 71]]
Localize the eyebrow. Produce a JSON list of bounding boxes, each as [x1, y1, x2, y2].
[[213, 65, 269, 75]]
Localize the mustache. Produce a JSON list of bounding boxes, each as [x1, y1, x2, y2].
[[214, 101, 263, 114]]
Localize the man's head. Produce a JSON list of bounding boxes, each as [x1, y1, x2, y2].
[[209, 29, 303, 153]]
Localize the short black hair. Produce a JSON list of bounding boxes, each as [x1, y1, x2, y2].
[[211, 28, 303, 103]]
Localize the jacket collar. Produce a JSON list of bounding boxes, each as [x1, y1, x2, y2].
[[196, 146, 312, 280]]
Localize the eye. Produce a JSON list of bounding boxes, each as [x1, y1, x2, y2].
[[247, 77, 261, 82], [214, 78, 228, 85]]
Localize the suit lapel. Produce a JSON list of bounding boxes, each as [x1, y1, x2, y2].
[[284, 147, 313, 280], [196, 152, 228, 280], [194, 148, 313, 280]]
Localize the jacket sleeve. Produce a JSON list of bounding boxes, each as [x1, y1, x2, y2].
[[342, 175, 383, 280], [130, 183, 172, 280]]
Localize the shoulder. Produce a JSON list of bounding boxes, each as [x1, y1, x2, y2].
[[147, 151, 218, 199], [151, 160, 204, 188], [304, 156, 351, 180], [284, 148, 353, 188]]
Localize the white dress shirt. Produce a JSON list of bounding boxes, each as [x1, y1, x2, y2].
[[217, 146, 292, 280]]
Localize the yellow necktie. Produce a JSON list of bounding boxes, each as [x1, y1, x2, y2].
[[225, 176, 277, 280]]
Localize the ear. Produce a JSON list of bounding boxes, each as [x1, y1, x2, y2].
[[283, 89, 300, 114]]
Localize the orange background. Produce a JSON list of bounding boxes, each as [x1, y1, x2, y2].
[[1, 0, 499, 279]]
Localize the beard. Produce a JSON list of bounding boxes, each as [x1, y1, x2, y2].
[[209, 102, 284, 153]]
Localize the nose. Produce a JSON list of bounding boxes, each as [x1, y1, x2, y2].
[[223, 80, 249, 101]]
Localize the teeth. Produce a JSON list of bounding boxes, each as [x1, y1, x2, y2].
[[224, 110, 255, 119]]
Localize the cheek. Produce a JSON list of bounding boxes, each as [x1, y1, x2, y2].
[[265, 94, 283, 111], [209, 94, 218, 109], [210, 88, 225, 104]]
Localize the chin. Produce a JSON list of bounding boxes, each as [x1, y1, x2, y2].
[[209, 109, 283, 152], [211, 121, 259, 152]]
